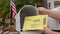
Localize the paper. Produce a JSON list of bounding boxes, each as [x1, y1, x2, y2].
[[23, 15, 48, 30]]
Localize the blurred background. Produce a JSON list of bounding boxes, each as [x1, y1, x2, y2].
[[0, 0, 43, 26]]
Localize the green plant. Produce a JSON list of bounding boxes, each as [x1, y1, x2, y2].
[[15, 0, 43, 12]]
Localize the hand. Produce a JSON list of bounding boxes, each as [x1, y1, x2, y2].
[[37, 7, 48, 15], [42, 25, 53, 34]]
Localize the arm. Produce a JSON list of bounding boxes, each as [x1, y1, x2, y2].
[[38, 7, 60, 21], [44, 9, 60, 21]]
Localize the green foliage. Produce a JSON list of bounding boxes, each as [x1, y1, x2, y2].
[[0, 0, 10, 17], [0, 0, 10, 25], [15, 0, 43, 12]]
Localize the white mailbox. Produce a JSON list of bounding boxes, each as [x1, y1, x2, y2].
[[15, 5, 42, 34]]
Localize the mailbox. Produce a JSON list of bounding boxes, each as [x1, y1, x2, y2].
[[20, 5, 39, 30]]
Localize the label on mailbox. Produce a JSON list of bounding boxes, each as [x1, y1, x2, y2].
[[23, 15, 48, 30]]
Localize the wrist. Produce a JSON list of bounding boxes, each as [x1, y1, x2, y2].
[[44, 9, 51, 15]]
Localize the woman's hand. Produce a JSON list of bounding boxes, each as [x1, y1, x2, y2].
[[41, 25, 53, 34], [37, 7, 49, 15]]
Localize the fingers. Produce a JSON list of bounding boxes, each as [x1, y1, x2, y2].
[[40, 24, 50, 32], [37, 7, 44, 12], [37, 7, 41, 13], [40, 25, 49, 32], [37, 7, 47, 15], [37, 7, 43, 14], [44, 24, 49, 28]]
